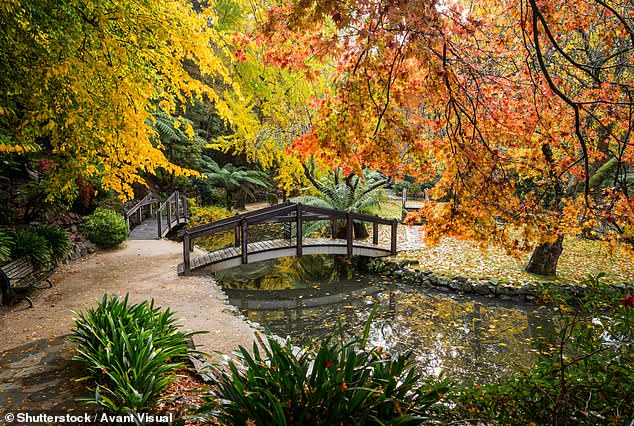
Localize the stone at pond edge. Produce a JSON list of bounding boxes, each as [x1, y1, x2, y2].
[[373, 258, 633, 303]]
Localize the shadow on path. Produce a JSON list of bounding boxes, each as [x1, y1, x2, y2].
[[0, 335, 90, 416]]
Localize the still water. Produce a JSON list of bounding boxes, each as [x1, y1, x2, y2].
[[214, 255, 553, 385]]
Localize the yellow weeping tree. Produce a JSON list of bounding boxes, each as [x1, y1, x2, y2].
[[0, 0, 232, 202]]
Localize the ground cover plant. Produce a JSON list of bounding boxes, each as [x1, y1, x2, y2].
[[199, 311, 450, 425], [4, 225, 71, 268], [70, 294, 201, 417]]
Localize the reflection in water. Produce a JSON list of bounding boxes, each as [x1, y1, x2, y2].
[[214, 255, 553, 385]]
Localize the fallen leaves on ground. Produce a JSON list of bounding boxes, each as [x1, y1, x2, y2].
[[396, 226, 634, 286]]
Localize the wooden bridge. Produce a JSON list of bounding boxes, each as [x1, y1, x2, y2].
[[125, 191, 188, 240], [177, 202, 398, 275]]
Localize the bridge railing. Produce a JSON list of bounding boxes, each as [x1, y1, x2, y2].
[[178, 202, 398, 275], [156, 191, 188, 238], [124, 192, 162, 231], [125, 191, 188, 238]]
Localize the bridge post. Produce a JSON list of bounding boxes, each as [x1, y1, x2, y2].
[[391, 219, 398, 255], [373, 221, 379, 245], [296, 203, 303, 257], [183, 233, 191, 275], [157, 212, 163, 239], [233, 213, 241, 247], [167, 199, 172, 233], [175, 192, 179, 224], [182, 193, 188, 223], [346, 212, 353, 255], [241, 218, 248, 264]]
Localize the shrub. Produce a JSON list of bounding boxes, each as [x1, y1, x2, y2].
[[9, 228, 52, 267], [189, 205, 234, 250], [32, 224, 72, 263], [449, 274, 633, 425], [81, 207, 128, 248], [200, 310, 449, 425], [0, 228, 12, 263], [189, 205, 233, 225], [70, 294, 199, 416]]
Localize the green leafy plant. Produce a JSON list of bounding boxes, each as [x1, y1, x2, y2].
[[70, 294, 200, 416], [450, 274, 633, 425], [295, 167, 389, 238], [200, 156, 270, 209], [189, 204, 235, 251], [32, 224, 72, 263], [81, 207, 128, 248], [9, 228, 52, 267], [200, 309, 449, 425], [0, 228, 12, 263]]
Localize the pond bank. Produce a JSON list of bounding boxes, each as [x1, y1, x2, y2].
[[367, 258, 634, 302]]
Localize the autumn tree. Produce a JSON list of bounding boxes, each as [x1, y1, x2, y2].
[[258, 0, 634, 276], [206, 0, 332, 194], [0, 0, 231, 203]]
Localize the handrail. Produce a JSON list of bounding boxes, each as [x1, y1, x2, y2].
[[126, 190, 188, 238], [156, 190, 188, 238], [180, 202, 398, 275], [124, 192, 162, 219]]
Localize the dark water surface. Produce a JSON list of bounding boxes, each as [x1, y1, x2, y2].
[[214, 255, 554, 385]]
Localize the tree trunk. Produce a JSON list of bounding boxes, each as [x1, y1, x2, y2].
[[525, 236, 564, 276]]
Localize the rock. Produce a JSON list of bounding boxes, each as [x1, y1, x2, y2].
[[459, 280, 473, 292], [448, 280, 461, 291], [473, 283, 492, 296]]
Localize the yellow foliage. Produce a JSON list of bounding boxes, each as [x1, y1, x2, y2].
[[1, 0, 232, 202]]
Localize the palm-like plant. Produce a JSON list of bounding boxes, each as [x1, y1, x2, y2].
[[200, 156, 270, 209], [294, 167, 390, 238]]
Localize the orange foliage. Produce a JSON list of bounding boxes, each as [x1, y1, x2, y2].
[[259, 0, 634, 252]]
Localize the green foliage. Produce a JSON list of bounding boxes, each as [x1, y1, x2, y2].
[[299, 169, 388, 214], [449, 274, 634, 425], [0, 228, 12, 263], [189, 204, 234, 251], [70, 294, 198, 415], [9, 228, 52, 268], [81, 208, 128, 249], [193, 179, 222, 206], [200, 156, 270, 209], [189, 205, 233, 226], [32, 224, 72, 263], [295, 168, 389, 237], [200, 311, 449, 425]]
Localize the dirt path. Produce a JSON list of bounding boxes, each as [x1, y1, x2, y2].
[[0, 239, 257, 359]]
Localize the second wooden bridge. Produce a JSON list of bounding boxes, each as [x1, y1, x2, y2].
[[178, 202, 398, 275]]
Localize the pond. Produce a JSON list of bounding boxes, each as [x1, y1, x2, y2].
[[213, 255, 554, 385]]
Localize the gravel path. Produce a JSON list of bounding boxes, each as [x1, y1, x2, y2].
[[0, 238, 257, 356], [0, 239, 257, 414]]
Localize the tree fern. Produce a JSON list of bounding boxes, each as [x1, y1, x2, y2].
[[293, 168, 389, 238], [200, 156, 270, 208]]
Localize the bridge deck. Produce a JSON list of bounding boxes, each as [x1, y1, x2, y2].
[[128, 217, 186, 240], [179, 237, 393, 274]]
